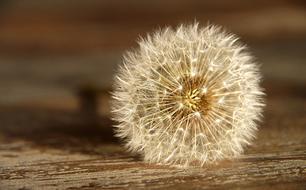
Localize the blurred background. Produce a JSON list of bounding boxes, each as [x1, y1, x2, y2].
[[0, 0, 305, 147], [0, 0, 306, 110]]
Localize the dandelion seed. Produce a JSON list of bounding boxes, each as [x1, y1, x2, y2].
[[202, 87, 208, 94], [194, 111, 201, 118], [178, 85, 183, 91], [218, 97, 225, 104], [111, 23, 265, 167]]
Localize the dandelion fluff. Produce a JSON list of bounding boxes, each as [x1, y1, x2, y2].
[[111, 23, 265, 167]]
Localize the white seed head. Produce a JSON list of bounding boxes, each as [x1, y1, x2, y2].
[[111, 23, 265, 167]]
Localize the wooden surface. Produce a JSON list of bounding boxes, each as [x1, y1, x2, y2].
[[0, 82, 305, 190]]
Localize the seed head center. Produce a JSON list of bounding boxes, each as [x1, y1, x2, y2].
[[183, 88, 202, 111]]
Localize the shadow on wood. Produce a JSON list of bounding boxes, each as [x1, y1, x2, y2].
[[0, 106, 121, 155]]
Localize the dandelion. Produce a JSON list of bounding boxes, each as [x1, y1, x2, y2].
[[111, 23, 265, 167]]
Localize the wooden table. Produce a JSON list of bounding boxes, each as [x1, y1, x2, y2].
[[0, 82, 305, 190]]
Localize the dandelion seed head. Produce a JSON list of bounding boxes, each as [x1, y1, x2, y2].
[[111, 23, 265, 167]]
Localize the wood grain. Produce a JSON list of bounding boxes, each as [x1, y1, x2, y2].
[[0, 86, 305, 189]]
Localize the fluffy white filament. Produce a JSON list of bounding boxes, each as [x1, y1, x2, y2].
[[111, 23, 264, 167]]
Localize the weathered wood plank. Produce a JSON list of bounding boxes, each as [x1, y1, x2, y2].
[[0, 91, 305, 189]]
